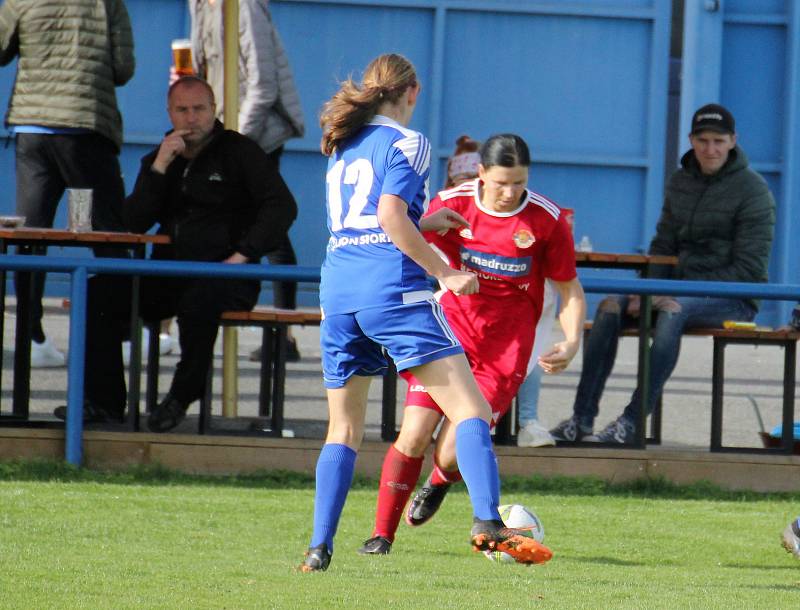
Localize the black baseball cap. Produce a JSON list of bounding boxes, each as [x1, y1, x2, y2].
[[691, 103, 735, 135]]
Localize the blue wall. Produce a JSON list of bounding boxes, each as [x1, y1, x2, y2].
[[0, 0, 795, 325]]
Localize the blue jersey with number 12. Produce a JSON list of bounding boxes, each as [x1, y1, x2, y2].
[[320, 115, 432, 316]]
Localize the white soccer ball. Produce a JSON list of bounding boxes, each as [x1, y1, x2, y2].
[[484, 503, 545, 564]]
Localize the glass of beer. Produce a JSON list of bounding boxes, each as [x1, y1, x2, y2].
[[67, 189, 93, 233], [171, 39, 194, 77]]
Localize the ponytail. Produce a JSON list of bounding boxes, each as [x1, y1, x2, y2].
[[320, 54, 417, 156]]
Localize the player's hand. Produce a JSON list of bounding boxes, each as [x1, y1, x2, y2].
[[222, 252, 248, 264], [538, 340, 580, 374], [439, 268, 478, 296], [420, 207, 471, 236], [152, 130, 189, 174]]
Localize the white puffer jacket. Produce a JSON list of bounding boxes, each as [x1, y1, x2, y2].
[[190, 0, 305, 154]]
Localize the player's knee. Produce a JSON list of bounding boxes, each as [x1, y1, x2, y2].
[[394, 430, 432, 458], [659, 299, 682, 313], [598, 296, 622, 314]]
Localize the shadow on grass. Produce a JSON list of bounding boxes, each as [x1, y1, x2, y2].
[[721, 562, 800, 571], [737, 583, 800, 592], [566, 555, 645, 567], [1, 458, 799, 502]]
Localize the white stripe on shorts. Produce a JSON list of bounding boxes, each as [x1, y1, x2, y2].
[[427, 297, 459, 345], [402, 289, 435, 304]]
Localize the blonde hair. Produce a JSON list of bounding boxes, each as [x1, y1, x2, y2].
[[320, 54, 417, 156]]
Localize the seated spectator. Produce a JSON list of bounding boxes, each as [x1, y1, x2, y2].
[[189, 0, 305, 363], [516, 280, 558, 447], [550, 103, 776, 444], [53, 76, 297, 431]]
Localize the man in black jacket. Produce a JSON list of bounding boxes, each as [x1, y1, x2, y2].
[[54, 77, 297, 431], [550, 103, 776, 444]]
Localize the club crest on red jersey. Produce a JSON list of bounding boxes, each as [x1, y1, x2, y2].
[[459, 228, 474, 240], [513, 229, 536, 248]]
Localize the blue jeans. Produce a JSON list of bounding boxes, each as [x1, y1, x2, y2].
[[572, 295, 756, 427], [517, 365, 543, 425]]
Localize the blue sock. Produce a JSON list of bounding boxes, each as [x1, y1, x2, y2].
[[310, 443, 357, 552], [455, 418, 501, 521]]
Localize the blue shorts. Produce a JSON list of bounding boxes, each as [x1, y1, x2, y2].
[[321, 298, 464, 389]]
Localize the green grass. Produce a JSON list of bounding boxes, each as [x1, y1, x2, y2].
[[0, 460, 799, 609]]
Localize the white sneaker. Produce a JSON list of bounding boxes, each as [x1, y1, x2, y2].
[[30, 338, 66, 368], [517, 420, 556, 448], [122, 329, 175, 366]]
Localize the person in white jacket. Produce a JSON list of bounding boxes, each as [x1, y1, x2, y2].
[[189, 0, 305, 359]]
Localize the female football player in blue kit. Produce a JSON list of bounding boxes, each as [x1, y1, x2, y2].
[[300, 53, 546, 572]]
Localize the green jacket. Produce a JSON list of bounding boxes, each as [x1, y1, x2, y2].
[[648, 145, 775, 308], [0, 0, 135, 151]]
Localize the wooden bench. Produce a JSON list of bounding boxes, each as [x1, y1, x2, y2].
[[578, 322, 800, 453], [215, 307, 399, 440], [216, 308, 322, 436]]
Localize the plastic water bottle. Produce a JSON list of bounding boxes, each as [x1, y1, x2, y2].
[[577, 235, 593, 252]]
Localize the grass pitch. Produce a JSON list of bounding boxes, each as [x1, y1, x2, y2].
[[0, 460, 798, 609]]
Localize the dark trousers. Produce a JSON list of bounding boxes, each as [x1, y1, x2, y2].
[[85, 274, 260, 415], [14, 132, 126, 342], [263, 146, 297, 309]]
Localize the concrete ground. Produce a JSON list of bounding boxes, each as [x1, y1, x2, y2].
[[6, 297, 793, 452]]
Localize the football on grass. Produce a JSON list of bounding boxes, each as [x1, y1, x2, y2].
[[484, 503, 545, 563]]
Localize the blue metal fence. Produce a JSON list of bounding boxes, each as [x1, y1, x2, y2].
[[3, 252, 799, 465]]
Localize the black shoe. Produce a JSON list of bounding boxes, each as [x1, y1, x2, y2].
[[53, 401, 124, 424], [285, 338, 301, 362], [299, 543, 332, 572], [147, 394, 188, 433], [549, 416, 593, 442], [405, 476, 451, 527], [357, 535, 392, 555], [585, 417, 636, 444]]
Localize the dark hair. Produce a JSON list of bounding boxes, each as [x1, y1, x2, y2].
[[479, 134, 531, 169], [320, 54, 417, 156], [168, 76, 215, 105]]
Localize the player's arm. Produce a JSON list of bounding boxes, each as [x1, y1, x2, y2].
[[538, 277, 586, 374], [377, 194, 478, 296], [419, 206, 470, 235]]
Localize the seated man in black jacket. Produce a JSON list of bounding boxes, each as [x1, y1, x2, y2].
[[54, 76, 297, 432]]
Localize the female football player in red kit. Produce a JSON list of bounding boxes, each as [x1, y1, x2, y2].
[[359, 133, 586, 555]]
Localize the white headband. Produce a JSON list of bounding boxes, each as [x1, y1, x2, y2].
[[449, 151, 480, 179]]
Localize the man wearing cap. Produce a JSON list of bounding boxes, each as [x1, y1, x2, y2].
[[550, 103, 776, 444]]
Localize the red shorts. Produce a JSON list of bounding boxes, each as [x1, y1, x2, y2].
[[400, 292, 536, 428]]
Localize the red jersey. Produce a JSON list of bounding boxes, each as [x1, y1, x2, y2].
[[402, 179, 577, 423]]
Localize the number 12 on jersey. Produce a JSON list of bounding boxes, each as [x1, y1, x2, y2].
[[326, 158, 378, 231]]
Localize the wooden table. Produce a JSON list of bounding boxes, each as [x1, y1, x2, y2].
[[0, 228, 170, 429]]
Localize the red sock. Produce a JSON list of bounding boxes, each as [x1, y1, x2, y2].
[[429, 462, 462, 486], [373, 445, 424, 542]]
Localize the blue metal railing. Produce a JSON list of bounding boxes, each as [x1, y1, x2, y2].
[[0, 254, 321, 465], [2, 253, 799, 465]]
